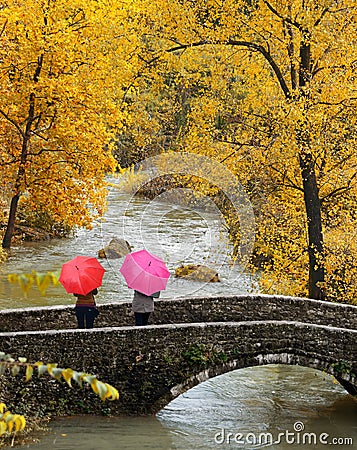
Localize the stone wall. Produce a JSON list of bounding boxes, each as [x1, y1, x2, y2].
[[0, 294, 356, 332], [0, 320, 355, 416], [0, 295, 355, 416]]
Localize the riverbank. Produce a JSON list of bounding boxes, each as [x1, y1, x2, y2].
[[0, 418, 50, 449]]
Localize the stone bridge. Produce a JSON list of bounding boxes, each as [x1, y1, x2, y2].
[[0, 295, 355, 416]]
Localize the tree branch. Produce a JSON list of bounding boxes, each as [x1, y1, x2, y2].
[[227, 39, 292, 99], [314, 8, 329, 27], [150, 38, 291, 100], [0, 19, 7, 38], [0, 110, 25, 138], [262, 0, 302, 31]]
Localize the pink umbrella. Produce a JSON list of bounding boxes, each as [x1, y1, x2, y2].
[[119, 249, 170, 296], [59, 256, 105, 295]]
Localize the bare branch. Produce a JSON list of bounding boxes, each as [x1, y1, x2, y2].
[[269, 164, 304, 192], [148, 37, 291, 100], [0, 110, 25, 138], [262, 0, 302, 31], [314, 8, 329, 27]]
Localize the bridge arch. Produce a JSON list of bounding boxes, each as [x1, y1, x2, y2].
[[139, 321, 357, 414], [167, 353, 354, 413]]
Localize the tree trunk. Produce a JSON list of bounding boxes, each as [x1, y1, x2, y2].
[[1, 130, 31, 249], [2, 53, 42, 248], [2, 92, 36, 249], [2, 194, 20, 248], [299, 151, 325, 299], [297, 34, 325, 300]]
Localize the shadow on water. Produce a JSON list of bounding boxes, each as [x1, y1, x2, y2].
[[156, 365, 357, 450], [26, 416, 173, 450]]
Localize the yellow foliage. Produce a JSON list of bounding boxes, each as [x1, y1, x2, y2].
[[0, 350, 119, 436], [8, 271, 60, 297], [125, 0, 357, 303], [0, 0, 140, 243], [1, 0, 356, 301], [0, 249, 7, 264], [0, 404, 26, 436], [116, 165, 151, 194]]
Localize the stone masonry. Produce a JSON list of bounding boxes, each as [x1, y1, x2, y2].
[[0, 295, 355, 416]]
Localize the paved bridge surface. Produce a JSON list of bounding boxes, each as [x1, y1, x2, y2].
[[0, 294, 355, 416]]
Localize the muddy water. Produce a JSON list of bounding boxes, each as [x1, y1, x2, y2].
[[0, 182, 253, 308], [26, 366, 356, 450], [0, 180, 355, 449]]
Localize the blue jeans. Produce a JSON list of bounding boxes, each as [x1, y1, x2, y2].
[[75, 306, 99, 329]]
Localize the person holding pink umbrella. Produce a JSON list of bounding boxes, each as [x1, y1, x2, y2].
[[119, 249, 170, 326], [132, 290, 160, 326]]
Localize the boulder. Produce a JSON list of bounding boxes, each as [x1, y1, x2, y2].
[[174, 264, 220, 282], [98, 238, 132, 259]]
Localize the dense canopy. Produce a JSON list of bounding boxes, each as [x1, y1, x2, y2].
[[1, 0, 356, 303]]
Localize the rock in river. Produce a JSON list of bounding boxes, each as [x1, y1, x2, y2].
[[98, 238, 132, 259], [174, 264, 220, 282]]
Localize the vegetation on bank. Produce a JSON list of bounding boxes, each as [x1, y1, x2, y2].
[[0, 351, 119, 447]]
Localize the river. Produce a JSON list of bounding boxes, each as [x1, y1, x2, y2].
[[0, 179, 356, 449]]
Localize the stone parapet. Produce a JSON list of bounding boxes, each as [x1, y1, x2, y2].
[[0, 295, 356, 332]]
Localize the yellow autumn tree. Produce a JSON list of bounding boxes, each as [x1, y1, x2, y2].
[[0, 0, 148, 248], [2, 0, 356, 302], [121, 0, 357, 303]]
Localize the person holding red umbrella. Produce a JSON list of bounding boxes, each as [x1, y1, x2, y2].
[[59, 256, 105, 329], [73, 288, 99, 329]]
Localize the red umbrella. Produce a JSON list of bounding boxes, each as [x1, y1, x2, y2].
[[119, 249, 170, 296], [59, 256, 105, 295]]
